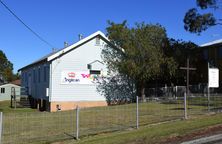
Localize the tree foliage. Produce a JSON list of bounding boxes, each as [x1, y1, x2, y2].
[[100, 21, 177, 101], [0, 50, 14, 82], [97, 74, 136, 105], [167, 39, 205, 84], [196, 0, 217, 9], [184, 0, 219, 34]]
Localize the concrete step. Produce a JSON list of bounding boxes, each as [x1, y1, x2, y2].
[[19, 95, 31, 107]]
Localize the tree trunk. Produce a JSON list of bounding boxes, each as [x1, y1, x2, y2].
[[141, 85, 146, 102]]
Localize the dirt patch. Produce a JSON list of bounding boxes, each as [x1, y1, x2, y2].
[[161, 125, 222, 144]]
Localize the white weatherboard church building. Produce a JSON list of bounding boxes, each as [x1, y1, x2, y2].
[[19, 31, 113, 112]]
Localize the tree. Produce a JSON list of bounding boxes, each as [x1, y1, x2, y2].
[[97, 21, 137, 104], [97, 74, 136, 105], [167, 39, 205, 85], [102, 21, 177, 101], [0, 50, 14, 82], [184, 0, 220, 34]]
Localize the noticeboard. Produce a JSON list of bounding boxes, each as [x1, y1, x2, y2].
[[208, 68, 219, 88]]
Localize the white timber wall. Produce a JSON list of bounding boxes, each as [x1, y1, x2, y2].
[[0, 84, 20, 101], [50, 38, 107, 102]]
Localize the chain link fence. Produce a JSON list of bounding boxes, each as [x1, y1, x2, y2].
[[0, 85, 222, 144]]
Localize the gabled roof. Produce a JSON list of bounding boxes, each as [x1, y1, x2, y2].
[[200, 39, 222, 47], [47, 31, 110, 61], [0, 83, 21, 87], [10, 79, 21, 86], [18, 31, 113, 71]]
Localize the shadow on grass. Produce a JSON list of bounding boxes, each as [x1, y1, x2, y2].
[[170, 108, 193, 110], [64, 132, 75, 139]]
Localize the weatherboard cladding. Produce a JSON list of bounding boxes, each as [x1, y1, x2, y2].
[[21, 62, 50, 100], [51, 38, 107, 102], [19, 31, 111, 103]]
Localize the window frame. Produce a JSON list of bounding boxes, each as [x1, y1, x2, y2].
[[90, 70, 101, 75], [1, 88, 5, 94]]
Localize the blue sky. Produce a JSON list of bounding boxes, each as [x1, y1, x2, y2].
[[0, 0, 222, 72]]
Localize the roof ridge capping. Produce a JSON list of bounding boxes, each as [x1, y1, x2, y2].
[[47, 31, 108, 61], [200, 39, 222, 47]]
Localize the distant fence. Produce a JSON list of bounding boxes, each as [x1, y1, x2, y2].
[[1, 85, 222, 144], [146, 84, 222, 98]]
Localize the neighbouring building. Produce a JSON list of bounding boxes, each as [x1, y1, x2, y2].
[[0, 83, 21, 101], [200, 39, 222, 85], [18, 31, 115, 112]]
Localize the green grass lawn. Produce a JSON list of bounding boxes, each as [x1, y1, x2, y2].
[[0, 101, 37, 113], [0, 98, 221, 144], [61, 113, 222, 144]]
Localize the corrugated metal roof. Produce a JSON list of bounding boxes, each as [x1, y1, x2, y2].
[[0, 83, 21, 87], [200, 39, 222, 47], [17, 50, 58, 71]]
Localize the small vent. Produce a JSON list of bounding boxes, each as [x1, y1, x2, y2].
[[78, 34, 83, 41], [64, 42, 69, 47], [95, 37, 100, 45]]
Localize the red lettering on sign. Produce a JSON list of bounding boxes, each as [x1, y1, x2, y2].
[[68, 72, 75, 78], [81, 74, 90, 78]]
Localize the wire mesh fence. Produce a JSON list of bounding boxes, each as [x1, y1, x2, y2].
[[145, 85, 222, 117], [2, 111, 76, 144], [1, 85, 222, 144], [79, 104, 136, 137], [138, 97, 184, 126]]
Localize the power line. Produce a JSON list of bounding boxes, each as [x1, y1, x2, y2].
[[0, 0, 55, 48]]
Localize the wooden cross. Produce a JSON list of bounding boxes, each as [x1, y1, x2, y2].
[[180, 58, 196, 96]]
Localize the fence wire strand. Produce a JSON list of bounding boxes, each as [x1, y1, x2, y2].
[[2, 85, 222, 143]]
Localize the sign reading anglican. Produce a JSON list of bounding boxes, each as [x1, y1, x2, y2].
[[61, 71, 101, 84]]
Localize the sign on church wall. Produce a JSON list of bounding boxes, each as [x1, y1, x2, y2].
[[61, 71, 104, 84]]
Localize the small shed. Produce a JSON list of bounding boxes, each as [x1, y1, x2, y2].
[[0, 83, 21, 101]]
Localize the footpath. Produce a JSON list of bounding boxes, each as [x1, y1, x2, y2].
[[181, 134, 222, 144]]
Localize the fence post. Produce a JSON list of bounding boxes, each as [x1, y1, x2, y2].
[[208, 85, 210, 112], [0, 112, 3, 144], [184, 92, 188, 120], [136, 96, 139, 129], [175, 86, 177, 98], [76, 106, 79, 140]]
